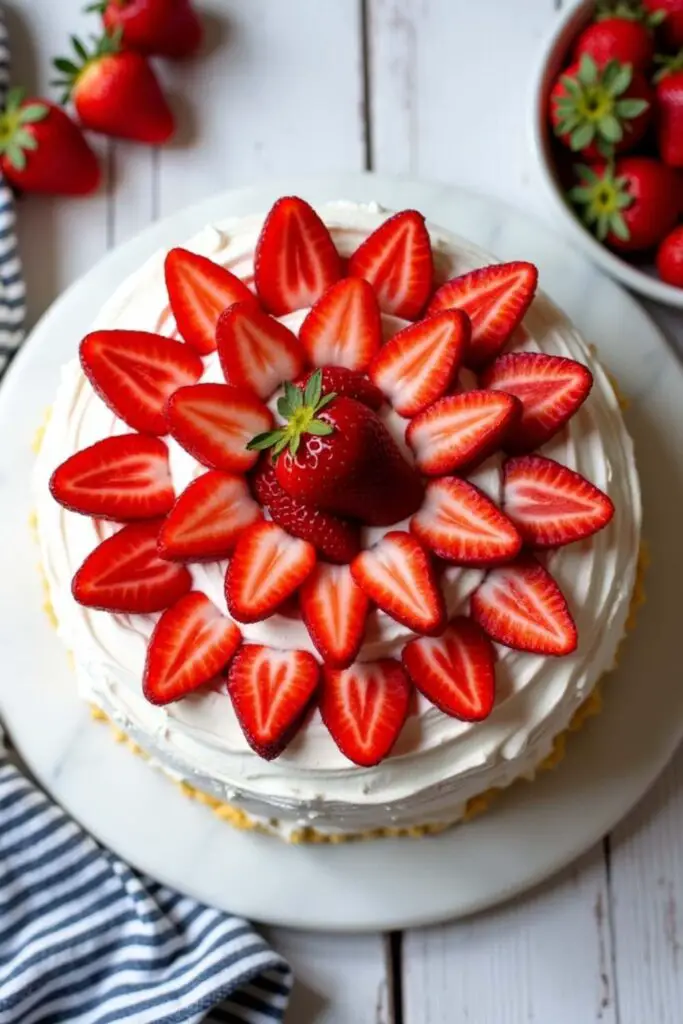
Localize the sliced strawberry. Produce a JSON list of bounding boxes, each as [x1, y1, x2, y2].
[[225, 520, 316, 623], [226, 644, 320, 759], [166, 383, 273, 473], [49, 434, 174, 521], [347, 210, 433, 319], [406, 390, 520, 475], [158, 470, 262, 562], [428, 262, 538, 369], [411, 477, 522, 566], [294, 366, 384, 410], [471, 554, 578, 656], [481, 353, 593, 453], [80, 330, 203, 436], [503, 455, 615, 549], [143, 592, 242, 706], [298, 277, 382, 371], [300, 563, 370, 668], [72, 519, 191, 613], [254, 196, 342, 315], [164, 248, 256, 355], [351, 531, 445, 636], [320, 659, 411, 766], [216, 302, 305, 399], [369, 310, 469, 417], [403, 616, 496, 721]]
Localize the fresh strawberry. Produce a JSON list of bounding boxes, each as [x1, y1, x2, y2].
[[158, 470, 262, 562], [351, 531, 445, 635], [50, 434, 174, 521], [99, 0, 203, 60], [295, 366, 384, 410], [225, 520, 316, 622], [427, 263, 538, 369], [143, 592, 241, 706], [320, 660, 411, 766], [654, 54, 683, 167], [574, 18, 655, 71], [80, 330, 202, 436], [164, 248, 255, 355], [216, 302, 305, 399], [166, 383, 273, 472], [503, 455, 615, 548], [254, 196, 341, 315], [406, 390, 520, 475], [298, 277, 382, 371], [481, 353, 593, 453], [369, 309, 469, 417], [72, 518, 191, 613], [300, 563, 369, 667], [656, 223, 683, 285], [643, 0, 683, 47], [402, 616, 496, 721], [347, 210, 433, 319], [226, 645, 320, 759]]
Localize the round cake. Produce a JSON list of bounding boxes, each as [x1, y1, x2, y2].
[[34, 198, 641, 840]]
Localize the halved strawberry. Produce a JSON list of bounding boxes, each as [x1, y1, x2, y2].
[[405, 390, 520, 475], [164, 248, 256, 355], [403, 616, 496, 721], [143, 592, 242, 706], [481, 353, 593, 453], [320, 659, 411, 766], [351, 531, 445, 636], [216, 302, 305, 399], [254, 196, 342, 315], [80, 330, 203, 436], [226, 644, 320, 759], [166, 383, 273, 473], [369, 309, 469, 417], [295, 366, 384, 410], [72, 519, 191, 613], [225, 520, 316, 623], [503, 455, 614, 548], [411, 477, 522, 566], [300, 563, 369, 668], [158, 470, 262, 562], [471, 553, 578, 655], [347, 210, 433, 319], [428, 262, 538, 369], [50, 434, 174, 521], [298, 277, 382, 371]]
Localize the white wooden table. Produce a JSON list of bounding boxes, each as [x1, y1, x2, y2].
[[9, 1, 683, 1020]]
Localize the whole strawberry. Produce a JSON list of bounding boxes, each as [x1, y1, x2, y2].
[[574, 18, 655, 71], [656, 224, 683, 285], [654, 52, 683, 166], [643, 0, 683, 47], [94, 0, 203, 60]]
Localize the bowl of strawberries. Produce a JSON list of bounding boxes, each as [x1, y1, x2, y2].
[[532, 0, 683, 305]]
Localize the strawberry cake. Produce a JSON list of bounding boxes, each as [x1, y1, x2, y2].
[[34, 198, 641, 840]]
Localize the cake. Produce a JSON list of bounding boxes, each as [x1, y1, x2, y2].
[[34, 198, 641, 841]]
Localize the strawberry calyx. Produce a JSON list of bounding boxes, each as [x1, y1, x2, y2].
[[247, 369, 337, 458], [52, 29, 123, 103], [595, 0, 665, 26], [0, 88, 49, 172], [567, 163, 633, 242], [654, 49, 683, 82]]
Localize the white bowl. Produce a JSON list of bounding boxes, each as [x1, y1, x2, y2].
[[529, 0, 683, 308]]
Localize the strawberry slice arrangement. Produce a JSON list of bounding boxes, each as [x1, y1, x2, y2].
[[49, 197, 618, 768]]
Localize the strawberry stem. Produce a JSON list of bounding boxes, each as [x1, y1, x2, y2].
[[247, 369, 337, 459], [567, 163, 633, 242]]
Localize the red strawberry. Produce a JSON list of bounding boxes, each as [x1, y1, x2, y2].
[[80, 330, 202, 436], [347, 210, 433, 319], [369, 309, 469, 417], [351, 531, 445, 635], [143, 592, 241, 706], [298, 277, 382, 371], [216, 302, 305, 399], [411, 478, 522, 566], [574, 18, 655, 71], [165, 248, 255, 355], [50, 434, 174, 521], [656, 223, 683, 285], [158, 470, 262, 562], [406, 390, 520, 476], [428, 262, 538, 369], [654, 55, 683, 168], [402, 616, 496, 721], [295, 366, 384, 410], [481, 353, 593, 453], [72, 519, 191, 613], [226, 645, 320, 759], [643, 0, 683, 47], [101, 0, 203, 60], [321, 660, 411, 766], [471, 554, 578, 656], [300, 563, 369, 668], [225, 520, 316, 622], [254, 196, 341, 316], [166, 383, 273, 473]]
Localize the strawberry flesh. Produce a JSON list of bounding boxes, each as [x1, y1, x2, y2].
[[300, 563, 370, 668], [225, 520, 317, 623], [217, 301, 305, 399], [166, 383, 273, 472], [298, 277, 382, 371], [347, 209, 433, 319], [103, 0, 203, 61], [158, 470, 262, 562]]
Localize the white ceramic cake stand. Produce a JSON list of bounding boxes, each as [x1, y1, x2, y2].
[[1, 175, 681, 932]]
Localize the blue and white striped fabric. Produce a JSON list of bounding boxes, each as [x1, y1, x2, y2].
[[0, 12, 26, 378]]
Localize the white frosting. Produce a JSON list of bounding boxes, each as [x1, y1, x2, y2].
[[34, 202, 641, 835]]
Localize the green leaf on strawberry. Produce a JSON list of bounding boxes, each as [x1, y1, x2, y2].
[[248, 369, 337, 459], [595, 0, 666, 27], [568, 163, 633, 241], [0, 87, 49, 172]]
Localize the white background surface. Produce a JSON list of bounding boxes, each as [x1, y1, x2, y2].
[[6, 0, 683, 1021]]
